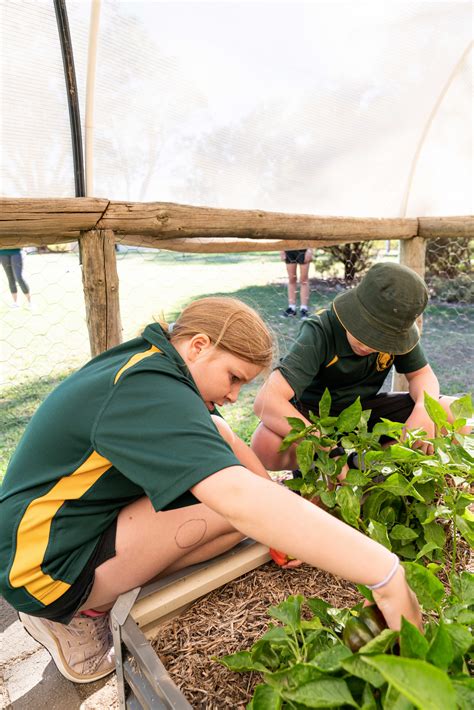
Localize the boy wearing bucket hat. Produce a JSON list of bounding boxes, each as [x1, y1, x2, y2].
[[252, 262, 458, 472]]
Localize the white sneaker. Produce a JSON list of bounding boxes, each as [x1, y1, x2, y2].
[[19, 611, 115, 683]]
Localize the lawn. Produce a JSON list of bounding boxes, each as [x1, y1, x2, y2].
[[1, 249, 473, 479]]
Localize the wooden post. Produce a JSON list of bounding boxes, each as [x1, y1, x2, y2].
[[393, 235, 427, 391], [80, 228, 122, 356]]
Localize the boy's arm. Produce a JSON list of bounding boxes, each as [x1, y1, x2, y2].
[[211, 414, 272, 480], [191, 466, 421, 631], [254, 369, 312, 437], [404, 364, 440, 446]]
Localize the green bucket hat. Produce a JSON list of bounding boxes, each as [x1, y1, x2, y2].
[[333, 262, 429, 354]]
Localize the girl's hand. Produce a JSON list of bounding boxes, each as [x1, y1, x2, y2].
[[280, 251, 286, 261], [304, 248, 313, 263], [372, 565, 422, 631], [269, 548, 303, 568]]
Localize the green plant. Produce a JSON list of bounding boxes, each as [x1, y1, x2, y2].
[[217, 566, 474, 709], [279, 390, 473, 568]]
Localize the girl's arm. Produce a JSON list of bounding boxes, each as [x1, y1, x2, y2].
[[191, 466, 421, 630], [211, 414, 272, 480]]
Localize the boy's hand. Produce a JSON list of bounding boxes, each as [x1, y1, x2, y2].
[[404, 403, 435, 454]]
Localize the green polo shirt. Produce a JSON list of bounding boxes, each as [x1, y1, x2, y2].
[[278, 307, 427, 408], [0, 325, 241, 614]]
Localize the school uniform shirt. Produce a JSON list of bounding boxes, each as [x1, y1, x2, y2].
[[0, 324, 241, 614], [278, 306, 427, 408]]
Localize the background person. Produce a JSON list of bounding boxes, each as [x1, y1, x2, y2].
[[0, 296, 420, 685], [281, 248, 313, 318], [0, 247, 32, 308], [252, 262, 462, 472]]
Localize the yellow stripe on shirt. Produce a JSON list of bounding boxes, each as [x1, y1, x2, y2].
[[114, 344, 160, 384], [9, 451, 112, 605]]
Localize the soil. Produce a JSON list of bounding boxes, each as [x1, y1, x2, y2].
[[150, 562, 360, 709]]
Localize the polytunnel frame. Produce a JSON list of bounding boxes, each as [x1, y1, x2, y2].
[[2, 7, 473, 706]]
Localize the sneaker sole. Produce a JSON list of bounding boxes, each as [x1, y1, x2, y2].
[[19, 613, 115, 684]]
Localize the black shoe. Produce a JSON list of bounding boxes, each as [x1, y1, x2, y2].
[[300, 308, 309, 319], [282, 306, 297, 318]]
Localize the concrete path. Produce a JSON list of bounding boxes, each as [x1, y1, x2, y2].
[[0, 597, 118, 709]]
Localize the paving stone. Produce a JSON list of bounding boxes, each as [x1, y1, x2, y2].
[[0, 618, 40, 665], [1, 597, 118, 709], [4, 648, 82, 708]]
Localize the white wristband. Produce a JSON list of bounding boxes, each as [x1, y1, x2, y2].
[[367, 554, 400, 590]]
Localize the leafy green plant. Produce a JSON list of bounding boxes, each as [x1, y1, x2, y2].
[[279, 390, 473, 568], [217, 565, 474, 709]]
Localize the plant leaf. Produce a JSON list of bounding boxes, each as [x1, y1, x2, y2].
[[383, 685, 416, 709], [455, 512, 474, 547], [451, 571, 474, 605], [283, 677, 358, 707], [336, 397, 362, 433], [217, 650, 268, 673], [364, 655, 456, 710], [451, 677, 474, 710], [345, 468, 369, 486], [450, 394, 473, 421], [296, 439, 315, 476], [422, 521, 446, 549], [358, 628, 398, 654], [286, 416, 307, 432], [402, 562, 445, 611], [264, 663, 324, 690], [248, 683, 282, 709], [335, 485, 360, 527], [443, 623, 473, 660], [319, 489, 337, 508], [367, 519, 392, 550], [390, 524, 419, 542], [310, 644, 352, 672], [319, 388, 332, 419], [426, 622, 454, 671], [306, 597, 333, 625], [424, 392, 449, 430], [340, 654, 385, 688], [399, 617, 429, 660], [268, 595, 303, 631]]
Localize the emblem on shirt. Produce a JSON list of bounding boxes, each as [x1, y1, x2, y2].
[[376, 352, 394, 371]]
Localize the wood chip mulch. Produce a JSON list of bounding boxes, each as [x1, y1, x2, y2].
[[150, 562, 360, 709]]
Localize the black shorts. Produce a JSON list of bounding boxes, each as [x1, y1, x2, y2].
[[285, 249, 307, 264], [296, 392, 415, 431], [34, 519, 118, 625]]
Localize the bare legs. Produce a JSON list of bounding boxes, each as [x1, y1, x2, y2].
[[82, 415, 269, 610], [285, 261, 311, 311]]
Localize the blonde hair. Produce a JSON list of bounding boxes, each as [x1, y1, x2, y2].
[[159, 297, 274, 371]]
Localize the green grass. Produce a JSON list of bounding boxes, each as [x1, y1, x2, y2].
[[1, 251, 473, 480]]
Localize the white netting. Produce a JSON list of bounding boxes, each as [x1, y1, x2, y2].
[[1, 1, 472, 214]]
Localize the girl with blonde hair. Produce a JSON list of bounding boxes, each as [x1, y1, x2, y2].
[[0, 296, 420, 685]]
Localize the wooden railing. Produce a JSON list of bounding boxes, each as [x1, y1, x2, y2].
[[1, 198, 472, 358]]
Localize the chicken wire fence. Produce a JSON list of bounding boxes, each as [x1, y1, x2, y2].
[[1, 236, 472, 395]]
